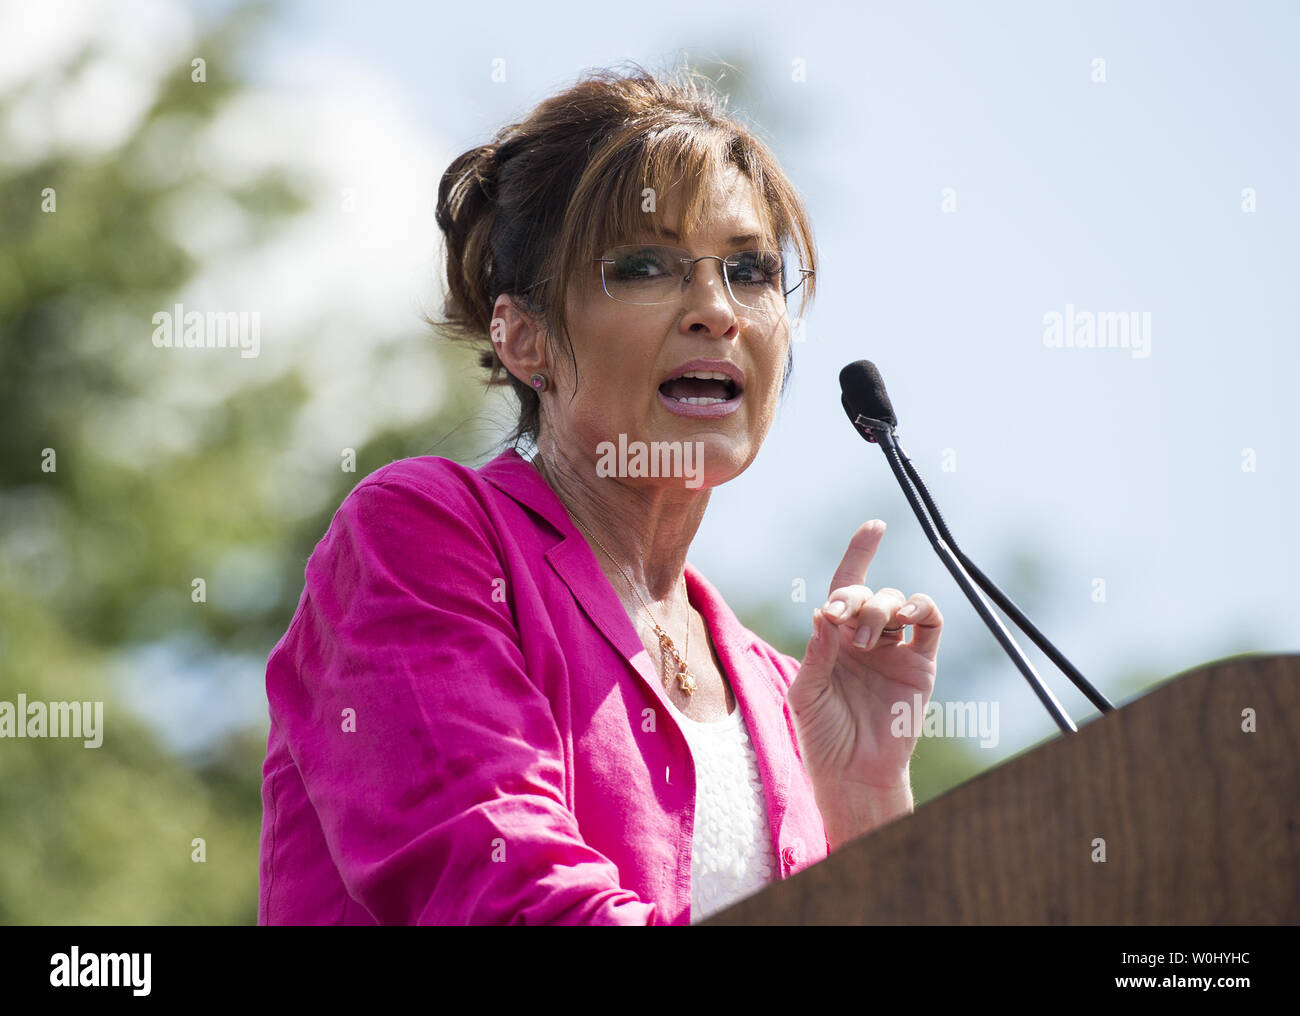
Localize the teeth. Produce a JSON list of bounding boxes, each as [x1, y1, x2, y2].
[[680, 370, 731, 381], [672, 396, 728, 405]]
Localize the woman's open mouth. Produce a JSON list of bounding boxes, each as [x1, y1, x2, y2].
[[657, 370, 743, 417]]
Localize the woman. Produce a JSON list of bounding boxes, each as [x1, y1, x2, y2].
[[258, 63, 942, 926]]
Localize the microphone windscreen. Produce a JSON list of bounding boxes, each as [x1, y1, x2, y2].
[[839, 360, 897, 427]]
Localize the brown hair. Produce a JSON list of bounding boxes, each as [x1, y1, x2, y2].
[[431, 59, 818, 453]]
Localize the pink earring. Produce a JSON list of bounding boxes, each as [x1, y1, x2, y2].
[[530, 373, 549, 392]]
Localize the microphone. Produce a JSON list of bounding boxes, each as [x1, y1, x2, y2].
[[840, 360, 1115, 734]]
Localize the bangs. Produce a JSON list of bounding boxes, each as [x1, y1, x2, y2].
[[554, 124, 785, 295]]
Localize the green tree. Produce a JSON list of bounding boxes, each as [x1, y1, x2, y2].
[[0, 1, 481, 923]]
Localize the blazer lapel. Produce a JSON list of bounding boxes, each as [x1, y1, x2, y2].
[[478, 449, 683, 713]]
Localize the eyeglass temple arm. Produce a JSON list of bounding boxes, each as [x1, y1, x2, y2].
[[785, 267, 814, 297]]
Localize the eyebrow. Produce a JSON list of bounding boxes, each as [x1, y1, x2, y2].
[[645, 225, 764, 247]]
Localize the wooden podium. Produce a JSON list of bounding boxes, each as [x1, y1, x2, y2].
[[704, 653, 1300, 924]]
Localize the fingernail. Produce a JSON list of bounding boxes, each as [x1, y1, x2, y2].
[[824, 600, 847, 618], [899, 604, 918, 618], [852, 627, 873, 649]]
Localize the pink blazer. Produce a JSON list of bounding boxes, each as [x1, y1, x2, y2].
[[258, 448, 829, 925]]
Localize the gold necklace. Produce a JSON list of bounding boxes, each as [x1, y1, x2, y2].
[[564, 498, 696, 696], [533, 454, 696, 701]]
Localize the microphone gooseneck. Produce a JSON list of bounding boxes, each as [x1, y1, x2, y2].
[[840, 360, 1115, 734]]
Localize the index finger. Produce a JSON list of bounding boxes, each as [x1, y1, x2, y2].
[[827, 520, 886, 600]]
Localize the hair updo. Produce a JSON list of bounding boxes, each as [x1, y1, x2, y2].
[[430, 60, 818, 454]]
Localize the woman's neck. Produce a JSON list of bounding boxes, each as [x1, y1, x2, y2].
[[531, 445, 710, 604]]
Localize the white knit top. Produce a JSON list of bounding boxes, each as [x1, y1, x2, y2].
[[665, 697, 778, 923]]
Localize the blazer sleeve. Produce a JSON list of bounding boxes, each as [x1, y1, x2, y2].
[[267, 470, 657, 925]]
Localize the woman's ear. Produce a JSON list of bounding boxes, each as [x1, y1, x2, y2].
[[491, 294, 548, 385]]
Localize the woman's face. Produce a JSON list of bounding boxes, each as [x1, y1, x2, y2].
[[542, 165, 791, 491]]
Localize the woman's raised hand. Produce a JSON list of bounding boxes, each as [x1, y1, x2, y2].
[[786, 520, 942, 845]]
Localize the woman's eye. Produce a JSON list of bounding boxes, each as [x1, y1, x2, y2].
[[727, 252, 782, 286], [612, 249, 670, 280]]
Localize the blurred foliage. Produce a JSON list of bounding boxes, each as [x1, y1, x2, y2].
[[0, 2, 482, 923]]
